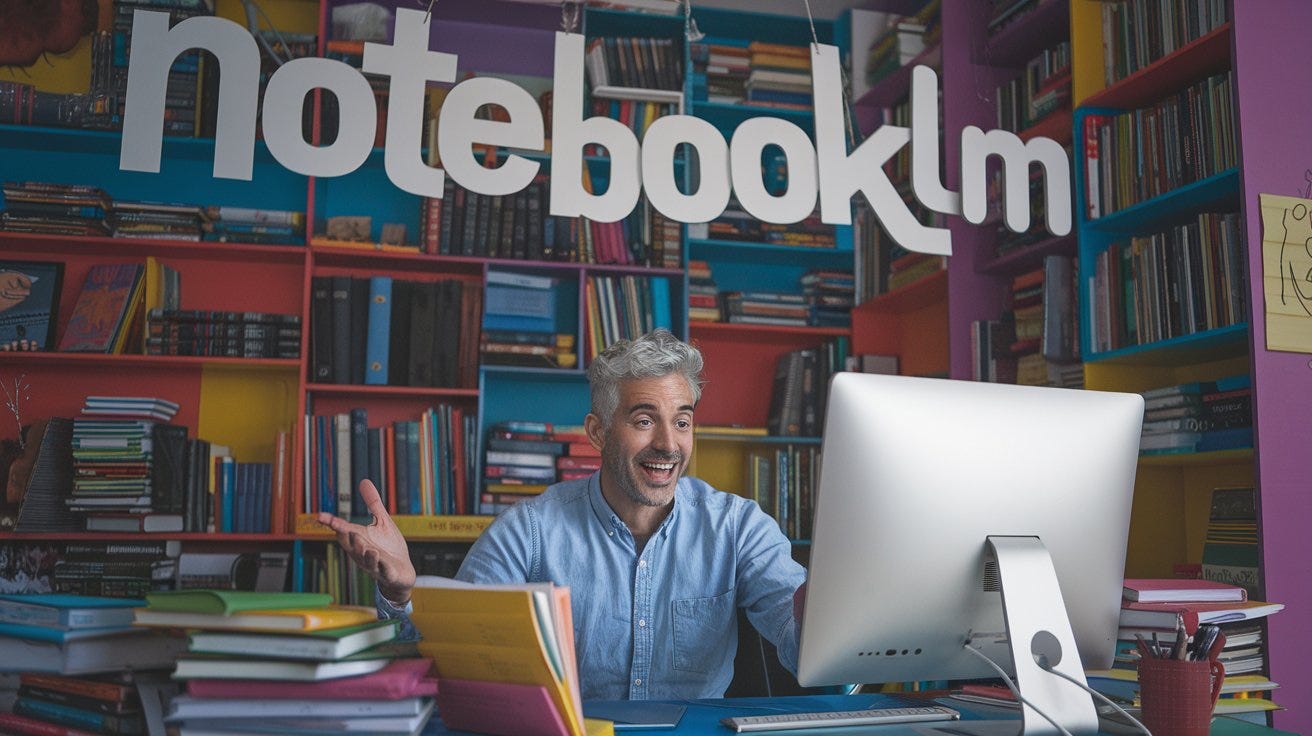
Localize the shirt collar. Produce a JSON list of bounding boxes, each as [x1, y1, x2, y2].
[[587, 472, 682, 539]]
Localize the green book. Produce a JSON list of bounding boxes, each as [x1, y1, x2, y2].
[[144, 590, 332, 615]]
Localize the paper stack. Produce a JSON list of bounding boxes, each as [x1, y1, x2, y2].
[[133, 590, 435, 735]]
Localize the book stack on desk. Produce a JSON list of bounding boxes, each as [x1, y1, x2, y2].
[[409, 576, 614, 736], [1084, 578, 1285, 721], [0, 593, 186, 735], [132, 590, 435, 735]]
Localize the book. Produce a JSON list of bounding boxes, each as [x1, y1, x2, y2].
[[1122, 578, 1247, 604], [185, 619, 398, 661], [1119, 599, 1284, 634], [84, 511, 184, 533], [410, 576, 589, 736], [0, 595, 143, 629], [171, 656, 391, 682], [184, 658, 437, 700], [0, 711, 102, 736], [0, 259, 63, 351], [0, 627, 186, 675], [166, 693, 431, 719], [365, 275, 393, 385], [133, 605, 379, 633], [57, 263, 144, 353], [144, 589, 332, 614]]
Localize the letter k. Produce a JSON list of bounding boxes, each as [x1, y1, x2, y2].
[[811, 45, 952, 256]]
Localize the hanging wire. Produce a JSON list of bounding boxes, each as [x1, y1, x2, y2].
[[799, 0, 856, 148], [422, 0, 436, 25], [241, 0, 296, 65], [561, 1, 582, 34]]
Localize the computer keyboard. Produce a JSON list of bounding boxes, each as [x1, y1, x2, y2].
[[720, 704, 960, 732]]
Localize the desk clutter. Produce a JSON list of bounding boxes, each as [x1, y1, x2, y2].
[[0, 590, 435, 735]]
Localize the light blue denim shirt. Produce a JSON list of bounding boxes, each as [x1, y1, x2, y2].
[[377, 472, 806, 701]]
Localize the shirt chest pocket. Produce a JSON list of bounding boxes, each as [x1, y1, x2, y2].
[[671, 588, 735, 673]]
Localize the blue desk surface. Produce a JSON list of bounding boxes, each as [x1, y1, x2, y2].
[[419, 693, 1292, 736]]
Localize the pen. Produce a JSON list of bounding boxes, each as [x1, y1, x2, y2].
[[1173, 621, 1188, 660], [1135, 634, 1154, 660]]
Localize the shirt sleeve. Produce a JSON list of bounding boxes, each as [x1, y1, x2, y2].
[[374, 585, 420, 642], [735, 498, 808, 673]]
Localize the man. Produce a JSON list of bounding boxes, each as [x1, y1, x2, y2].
[[318, 329, 806, 700]]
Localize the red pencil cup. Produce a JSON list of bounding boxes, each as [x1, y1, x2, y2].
[[1138, 657, 1225, 736]]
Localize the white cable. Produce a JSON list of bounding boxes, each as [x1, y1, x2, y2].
[[961, 642, 1075, 736], [1039, 663, 1152, 736]]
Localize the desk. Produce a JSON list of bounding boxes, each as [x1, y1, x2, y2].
[[418, 694, 1296, 736]]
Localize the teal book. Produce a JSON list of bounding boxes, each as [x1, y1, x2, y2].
[[0, 621, 137, 643], [144, 590, 332, 615], [0, 594, 144, 629], [651, 276, 672, 331]]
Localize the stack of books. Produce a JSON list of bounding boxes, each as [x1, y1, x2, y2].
[[410, 577, 612, 736], [1138, 375, 1253, 455], [1200, 486, 1261, 600], [71, 396, 189, 534], [801, 269, 855, 327], [53, 540, 181, 599], [200, 206, 306, 245], [133, 590, 434, 735], [482, 271, 575, 369], [689, 37, 750, 105], [0, 182, 112, 236], [744, 42, 812, 110], [110, 200, 203, 241], [687, 260, 721, 323], [0, 593, 185, 732], [480, 423, 596, 515], [1086, 578, 1284, 721]]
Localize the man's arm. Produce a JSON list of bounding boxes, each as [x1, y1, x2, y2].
[[316, 479, 417, 606], [736, 500, 808, 673]]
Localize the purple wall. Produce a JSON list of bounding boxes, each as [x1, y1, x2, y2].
[[1232, 2, 1312, 731]]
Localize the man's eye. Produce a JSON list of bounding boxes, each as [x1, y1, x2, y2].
[[676, 420, 692, 429]]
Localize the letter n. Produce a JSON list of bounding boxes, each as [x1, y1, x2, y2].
[[120, 11, 260, 180]]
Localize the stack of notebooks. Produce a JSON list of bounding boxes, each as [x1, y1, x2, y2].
[[132, 590, 435, 735], [1085, 578, 1284, 721], [0, 593, 185, 735]]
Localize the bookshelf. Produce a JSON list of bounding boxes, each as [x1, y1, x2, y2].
[[5, 1, 1308, 726]]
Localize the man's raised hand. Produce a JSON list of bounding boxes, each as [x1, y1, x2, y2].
[[315, 479, 417, 605]]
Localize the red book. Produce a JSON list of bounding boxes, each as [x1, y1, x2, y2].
[[186, 658, 436, 700], [1119, 599, 1284, 635], [0, 712, 99, 736]]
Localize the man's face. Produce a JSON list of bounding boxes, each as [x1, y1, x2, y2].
[[590, 374, 696, 509]]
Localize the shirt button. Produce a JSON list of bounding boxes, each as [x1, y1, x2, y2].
[[638, 619, 646, 627], [638, 560, 647, 568], [634, 678, 642, 686], [608, 531, 614, 536]]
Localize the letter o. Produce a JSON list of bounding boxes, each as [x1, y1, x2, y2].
[[641, 115, 731, 224], [262, 57, 376, 177], [730, 117, 817, 224]]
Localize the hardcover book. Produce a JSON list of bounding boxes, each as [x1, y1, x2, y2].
[[57, 263, 144, 353], [0, 259, 63, 351]]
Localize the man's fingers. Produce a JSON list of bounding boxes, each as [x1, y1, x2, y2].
[[357, 479, 391, 521]]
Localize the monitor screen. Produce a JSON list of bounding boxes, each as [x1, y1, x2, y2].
[[797, 373, 1143, 691]]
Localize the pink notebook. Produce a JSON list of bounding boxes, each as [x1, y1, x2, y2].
[[187, 658, 437, 700], [437, 677, 570, 736]]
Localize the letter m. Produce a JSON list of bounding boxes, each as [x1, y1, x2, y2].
[[960, 127, 1071, 237], [120, 11, 260, 180]]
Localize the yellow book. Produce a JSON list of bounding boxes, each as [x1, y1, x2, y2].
[[133, 605, 377, 633], [412, 578, 586, 736]]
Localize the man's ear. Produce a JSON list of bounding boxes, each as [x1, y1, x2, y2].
[[584, 412, 606, 451]]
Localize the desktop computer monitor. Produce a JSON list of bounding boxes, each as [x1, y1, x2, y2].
[[796, 373, 1143, 733]]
